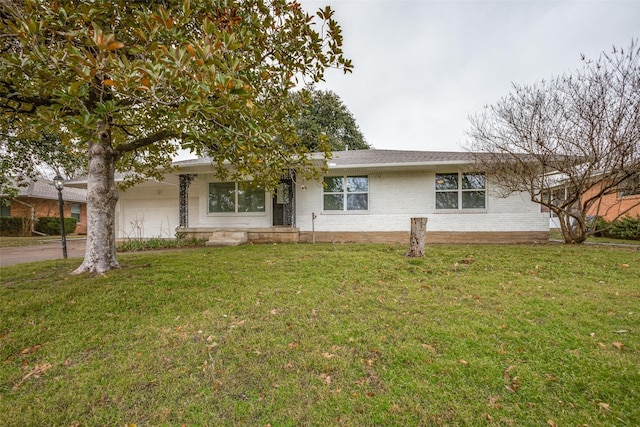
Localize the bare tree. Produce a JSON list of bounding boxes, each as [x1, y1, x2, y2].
[[467, 41, 640, 243]]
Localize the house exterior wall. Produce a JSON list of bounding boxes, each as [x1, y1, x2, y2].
[[192, 174, 273, 229], [115, 167, 549, 243], [295, 171, 548, 236], [584, 184, 640, 222], [116, 184, 180, 239], [4, 197, 88, 234]]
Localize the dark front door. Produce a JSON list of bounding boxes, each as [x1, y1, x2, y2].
[[272, 178, 294, 226]]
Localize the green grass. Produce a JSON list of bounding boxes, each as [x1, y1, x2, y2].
[[549, 231, 640, 246], [1, 243, 639, 426], [0, 235, 68, 248]]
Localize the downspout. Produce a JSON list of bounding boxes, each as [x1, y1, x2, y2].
[[11, 198, 46, 236]]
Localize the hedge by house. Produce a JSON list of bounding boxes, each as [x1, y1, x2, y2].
[[591, 215, 640, 240], [35, 217, 77, 235], [0, 217, 32, 236]]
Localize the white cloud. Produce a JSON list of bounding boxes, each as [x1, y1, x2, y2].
[[301, 0, 640, 151]]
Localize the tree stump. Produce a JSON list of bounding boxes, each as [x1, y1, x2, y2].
[[406, 217, 427, 257]]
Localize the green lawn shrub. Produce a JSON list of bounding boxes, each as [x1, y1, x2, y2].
[[0, 216, 31, 236], [591, 215, 640, 240], [35, 216, 77, 235]]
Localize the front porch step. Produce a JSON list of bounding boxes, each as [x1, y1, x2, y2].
[[205, 230, 248, 247]]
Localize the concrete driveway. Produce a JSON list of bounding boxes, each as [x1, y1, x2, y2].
[[0, 239, 86, 267]]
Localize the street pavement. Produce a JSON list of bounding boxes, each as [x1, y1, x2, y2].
[[0, 239, 86, 267]]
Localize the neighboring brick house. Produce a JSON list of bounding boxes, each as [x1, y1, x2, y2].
[[1, 177, 88, 235], [585, 176, 640, 221]]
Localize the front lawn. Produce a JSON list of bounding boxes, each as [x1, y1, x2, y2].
[[1, 244, 638, 426]]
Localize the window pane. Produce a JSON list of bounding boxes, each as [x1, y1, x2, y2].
[[347, 176, 368, 192], [209, 182, 235, 213], [435, 173, 458, 190], [323, 177, 344, 193], [462, 173, 486, 190], [436, 192, 458, 209], [238, 182, 265, 212], [347, 193, 368, 210], [462, 191, 486, 209], [324, 194, 344, 210]]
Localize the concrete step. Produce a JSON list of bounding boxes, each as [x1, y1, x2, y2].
[[205, 230, 248, 247]]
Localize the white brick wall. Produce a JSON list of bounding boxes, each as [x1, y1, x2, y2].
[[118, 169, 548, 238], [296, 171, 548, 233]]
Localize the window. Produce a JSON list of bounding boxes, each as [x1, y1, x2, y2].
[[208, 182, 265, 214], [71, 203, 81, 222], [436, 172, 486, 209], [1, 202, 10, 217], [323, 176, 369, 211]]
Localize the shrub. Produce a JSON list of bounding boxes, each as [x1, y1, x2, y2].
[[0, 217, 32, 236], [35, 217, 77, 235], [117, 237, 207, 252], [603, 215, 640, 240]]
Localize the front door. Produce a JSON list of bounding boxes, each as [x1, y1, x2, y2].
[[272, 178, 294, 226]]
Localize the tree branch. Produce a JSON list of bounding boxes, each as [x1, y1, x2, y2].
[[114, 129, 179, 158]]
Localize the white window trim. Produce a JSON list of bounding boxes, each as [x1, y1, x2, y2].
[[70, 203, 82, 223], [434, 172, 487, 212], [207, 181, 266, 216], [322, 175, 370, 213]]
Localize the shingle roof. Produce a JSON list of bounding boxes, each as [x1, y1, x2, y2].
[[65, 150, 482, 186], [326, 149, 476, 167], [172, 149, 478, 169], [15, 178, 87, 203]]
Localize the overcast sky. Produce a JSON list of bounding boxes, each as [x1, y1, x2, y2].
[[299, 0, 639, 152]]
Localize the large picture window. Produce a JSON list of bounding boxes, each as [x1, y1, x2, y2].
[[436, 172, 486, 209], [208, 182, 265, 214], [323, 176, 369, 211]]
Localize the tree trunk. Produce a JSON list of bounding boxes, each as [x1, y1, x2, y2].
[[72, 123, 120, 275], [557, 210, 587, 244], [406, 217, 427, 257]]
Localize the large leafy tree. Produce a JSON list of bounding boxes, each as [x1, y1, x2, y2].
[[0, 0, 352, 274], [467, 42, 639, 244], [294, 86, 368, 151]]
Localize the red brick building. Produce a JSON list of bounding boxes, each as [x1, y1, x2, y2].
[[585, 177, 640, 221], [1, 178, 88, 235]]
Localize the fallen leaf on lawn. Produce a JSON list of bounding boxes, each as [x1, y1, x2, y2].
[[547, 419, 557, 427], [13, 362, 53, 389], [322, 352, 335, 359], [20, 344, 43, 355], [319, 373, 331, 385], [421, 343, 436, 352], [598, 342, 607, 349], [612, 341, 624, 350], [621, 264, 629, 268], [459, 359, 468, 365], [488, 396, 502, 409], [544, 373, 558, 382], [598, 402, 611, 411]]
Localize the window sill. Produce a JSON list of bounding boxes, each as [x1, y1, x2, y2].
[[207, 212, 267, 217], [433, 209, 488, 214], [321, 210, 370, 215]]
